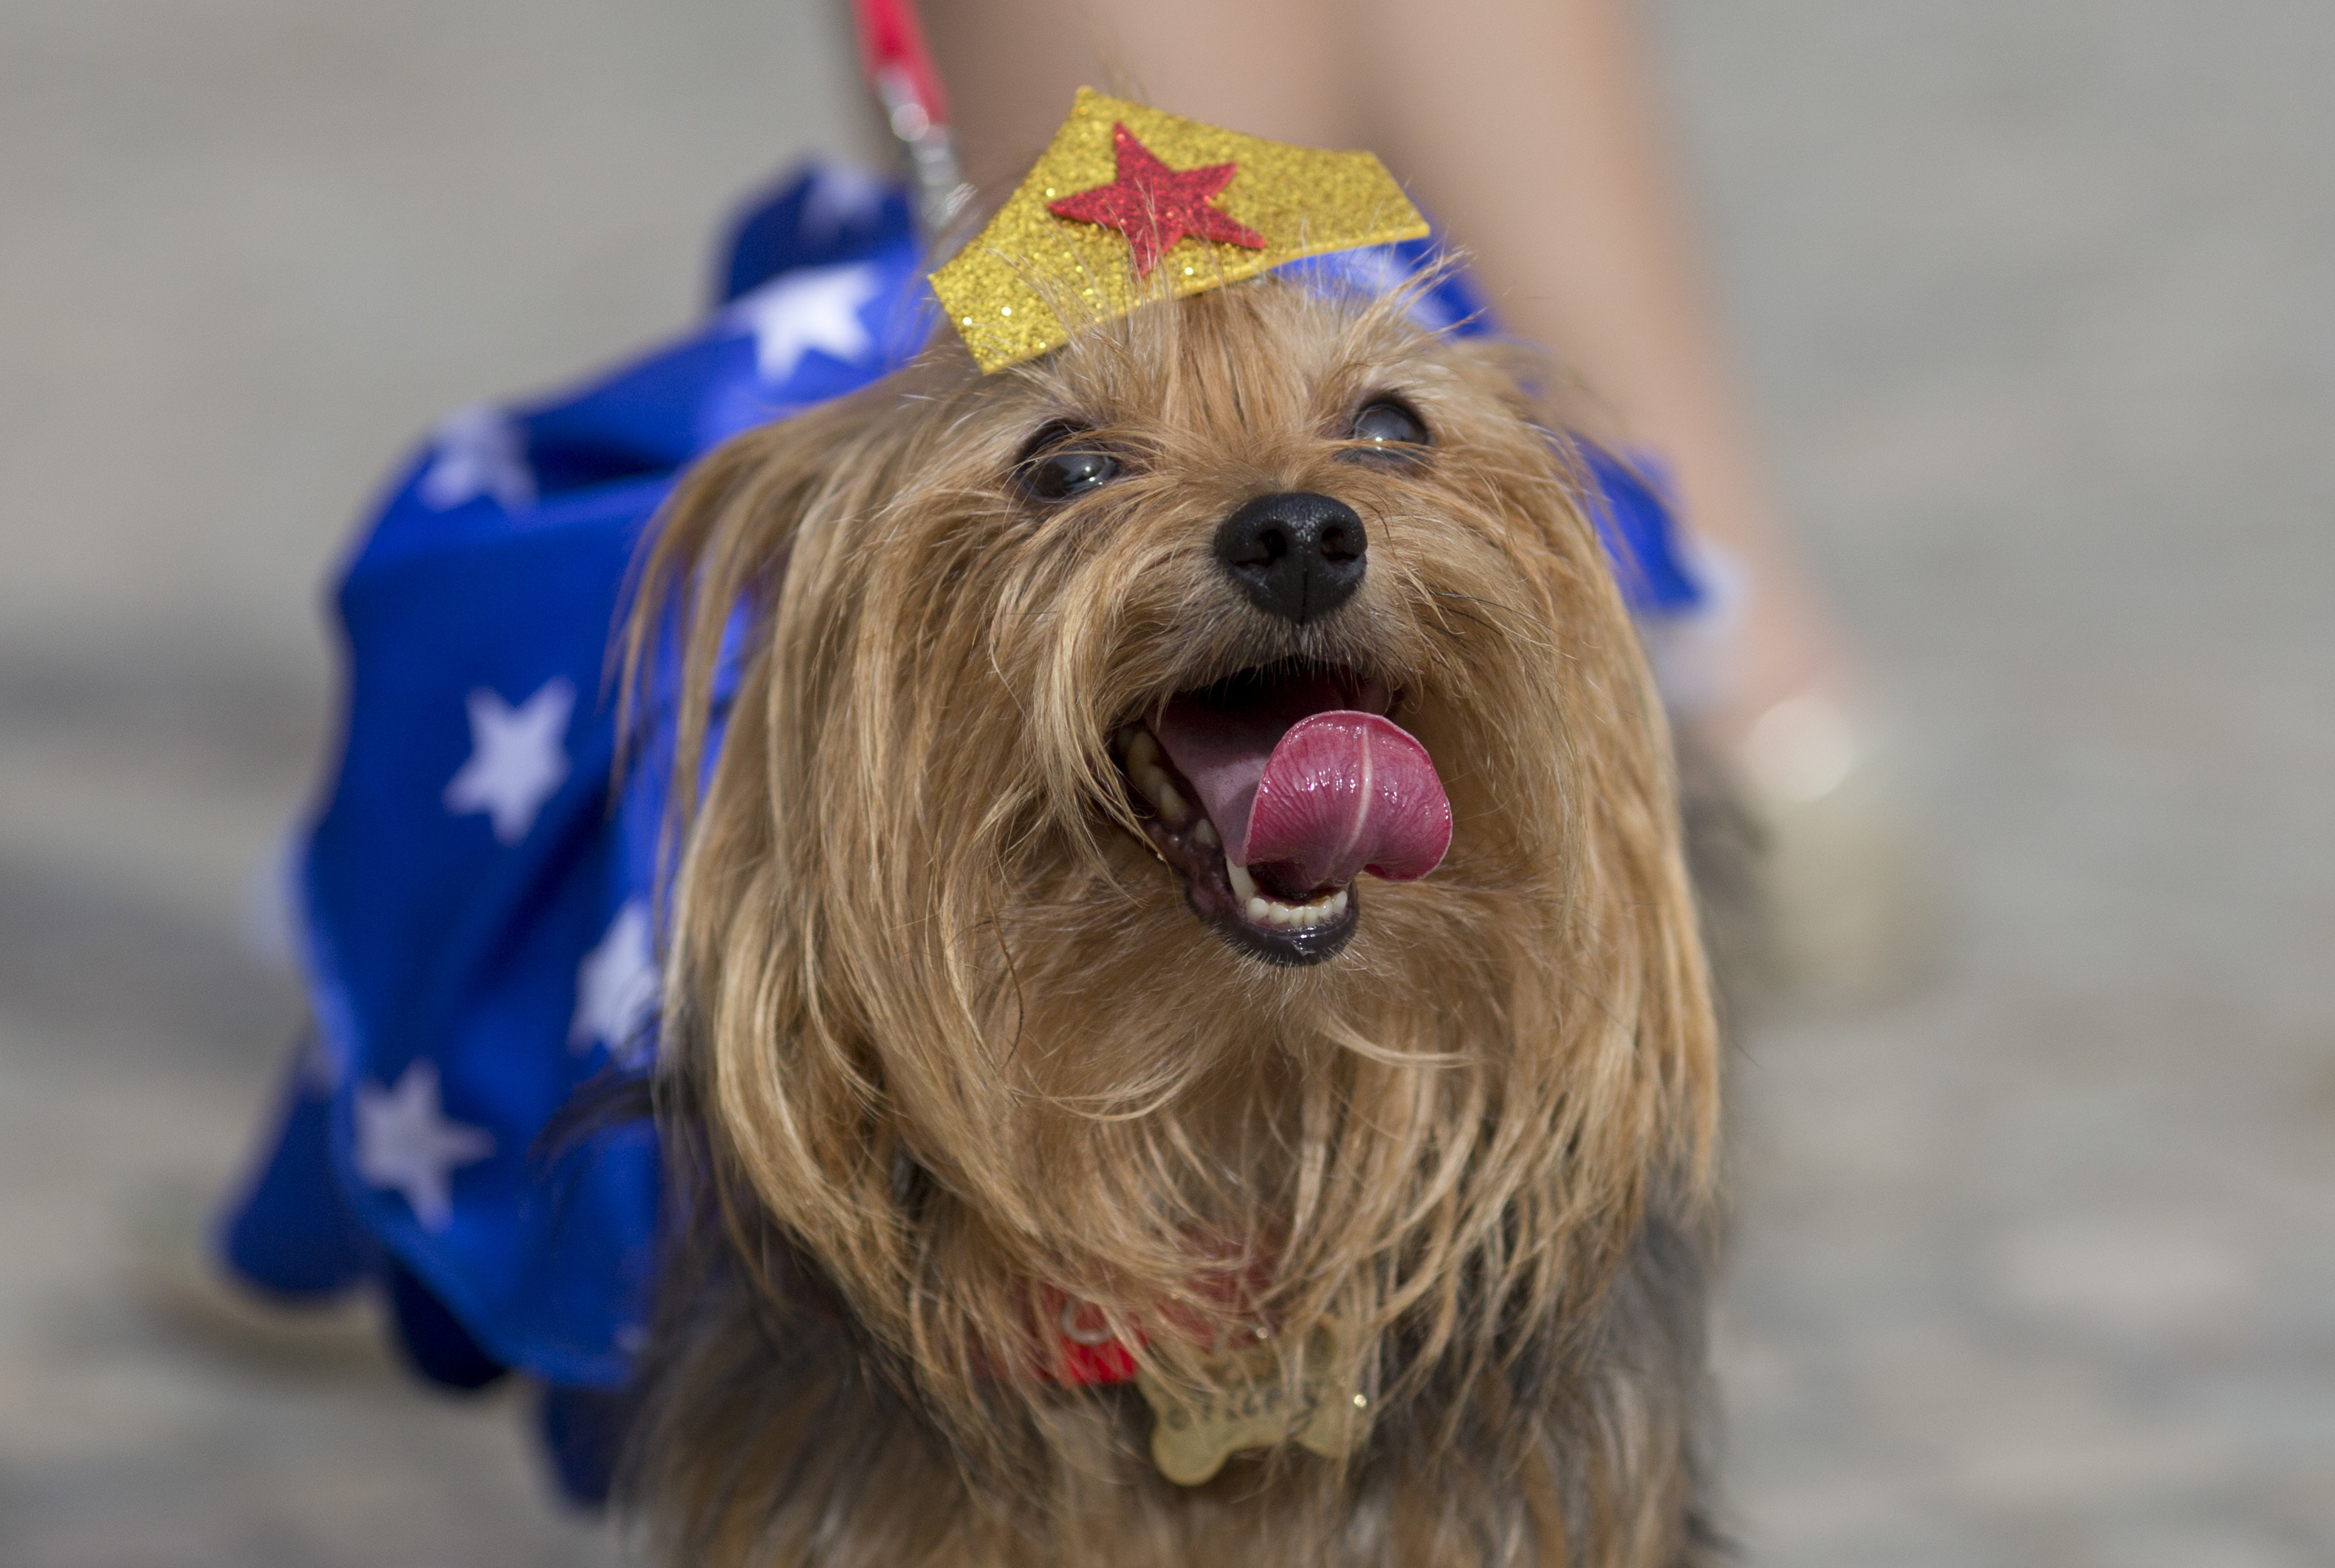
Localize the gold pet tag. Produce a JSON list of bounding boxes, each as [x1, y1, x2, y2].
[[1136, 1321, 1365, 1485]]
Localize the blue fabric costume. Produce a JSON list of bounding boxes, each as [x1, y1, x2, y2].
[[213, 162, 1702, 1505]]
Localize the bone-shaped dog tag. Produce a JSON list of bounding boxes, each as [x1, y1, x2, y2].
[[1137, 1321, 1365, 1485]]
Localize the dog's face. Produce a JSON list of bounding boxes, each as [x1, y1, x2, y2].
[[641, 274, 1713, 1417]]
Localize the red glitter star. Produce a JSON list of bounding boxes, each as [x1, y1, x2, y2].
[[1046, 123, 1266, 278]]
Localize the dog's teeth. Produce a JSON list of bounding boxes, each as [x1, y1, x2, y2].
[[1131, 761, 1191, 824], [1121, 728, 1192, 821], [1226, 860, 1351, 933], [1118, 722, 1354, 940]]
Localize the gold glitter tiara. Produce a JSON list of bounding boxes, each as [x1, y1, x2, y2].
[[930, 89, 1430, 374]]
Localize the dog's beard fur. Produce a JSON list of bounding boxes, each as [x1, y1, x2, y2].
[[620, 275, 1724, 1567]]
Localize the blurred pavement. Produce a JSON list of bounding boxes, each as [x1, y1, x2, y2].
[[1, 2, 2329, 1564]]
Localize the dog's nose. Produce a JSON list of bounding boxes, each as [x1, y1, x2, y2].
[[1213, 492, 1368, 625]]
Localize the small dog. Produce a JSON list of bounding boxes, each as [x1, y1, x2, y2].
[[618, 253, 1724, 1568]]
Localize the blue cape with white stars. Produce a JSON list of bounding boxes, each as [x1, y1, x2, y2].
[[213, 162, 1702, 1505]]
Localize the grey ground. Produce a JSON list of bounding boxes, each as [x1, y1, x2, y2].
[[2, 1, 2329, 1563]]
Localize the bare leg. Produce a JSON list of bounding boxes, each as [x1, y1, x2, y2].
[[928, 0, 1356, 191]]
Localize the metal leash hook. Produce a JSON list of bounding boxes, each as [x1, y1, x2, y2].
[[851, 0, 973, 244]]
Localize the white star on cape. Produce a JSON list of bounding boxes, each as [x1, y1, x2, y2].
[[800, 162, 887, 238], [417, 402, 536, 512], [442, 678, 574, 845], [353, 1059, 495, 1232], [728, 262, 880, 382], [572, 900, 661, 1067]]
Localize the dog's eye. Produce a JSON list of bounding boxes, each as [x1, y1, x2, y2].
[[1018, 426, 1122, 501], [1345, 399, 1430, 458], [1024, 447, 1119, 500]]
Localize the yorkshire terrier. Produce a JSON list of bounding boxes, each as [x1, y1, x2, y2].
[[617, 225, 1724, 1563]]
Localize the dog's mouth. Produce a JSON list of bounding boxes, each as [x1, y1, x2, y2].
[[1112, 665, 1453, 966]]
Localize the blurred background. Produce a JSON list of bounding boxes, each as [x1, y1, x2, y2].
[[1, 1, 2330, 1563]]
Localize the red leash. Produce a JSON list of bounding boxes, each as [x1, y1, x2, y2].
[[848, 0, 970, 239]]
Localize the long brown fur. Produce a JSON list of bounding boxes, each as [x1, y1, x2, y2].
[[621, 271, 1724, 1567]]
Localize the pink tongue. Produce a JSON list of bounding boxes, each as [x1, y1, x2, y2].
[[1153, 697, 1453, 889]]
